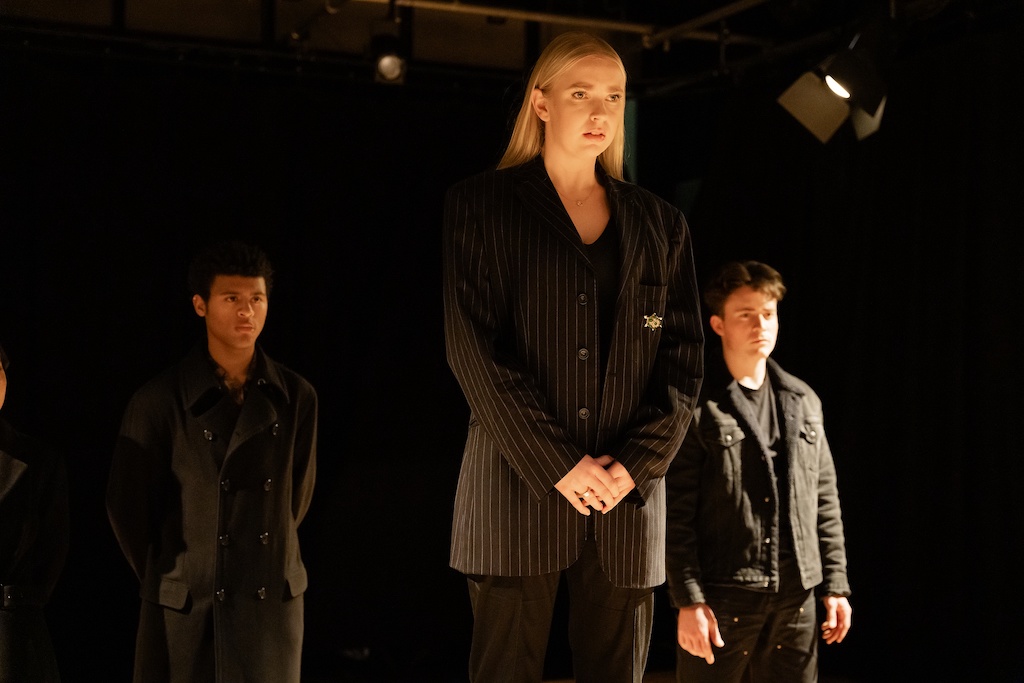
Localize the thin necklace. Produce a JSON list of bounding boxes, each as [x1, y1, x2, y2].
[[557, 183, 598, 207]]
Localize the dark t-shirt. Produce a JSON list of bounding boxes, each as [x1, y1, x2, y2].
[[580, 219, 620, 389], [739, 375, 794, 557]]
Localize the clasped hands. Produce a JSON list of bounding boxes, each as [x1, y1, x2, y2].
[[554, 454, 635, 515]]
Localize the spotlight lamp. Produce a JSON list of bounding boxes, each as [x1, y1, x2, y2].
[[778, 18, 893, 144], [370, 2, 408, 86], [371, 31, 406, 84]]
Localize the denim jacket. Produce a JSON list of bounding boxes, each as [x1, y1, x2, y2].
[[665, 359, 850, 607]]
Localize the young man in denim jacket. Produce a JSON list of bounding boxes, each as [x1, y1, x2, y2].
[[665, 261, 852, 683]]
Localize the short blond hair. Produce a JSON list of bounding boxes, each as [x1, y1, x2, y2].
[[498, 32, 627, 179]]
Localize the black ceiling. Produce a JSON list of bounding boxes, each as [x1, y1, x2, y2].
[[0, 0, 1013, 95]]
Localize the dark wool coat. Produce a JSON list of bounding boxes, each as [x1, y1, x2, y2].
[[443, 157, 704, 589], [107, 344, 317, 683], [0, 418, 68, 683]]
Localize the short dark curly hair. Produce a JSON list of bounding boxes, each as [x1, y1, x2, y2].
[[187, 241, 274, 301], [703, 261, 786, 318]]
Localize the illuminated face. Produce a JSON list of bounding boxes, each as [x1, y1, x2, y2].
[[192, 275, 268, 355], [710, 286, 779, 363], [531, 55, 625, 161]]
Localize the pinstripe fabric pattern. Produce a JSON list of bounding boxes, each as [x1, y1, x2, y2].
[[443, 156, 703, 588]]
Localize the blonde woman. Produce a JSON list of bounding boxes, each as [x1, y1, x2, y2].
[[443, 32, 704, 682]]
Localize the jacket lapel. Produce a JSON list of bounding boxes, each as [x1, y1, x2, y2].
[[512, 156, 591, 263], [0, 449, 27, 502], [604, 175, 643, 299], [226, 349, 288, 457]]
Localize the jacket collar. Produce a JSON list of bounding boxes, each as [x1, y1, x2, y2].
[[181, 342, 290, 413], [0, 418, 27, 501], [510, 156, 643, 293], [717, 358, 806, 456]]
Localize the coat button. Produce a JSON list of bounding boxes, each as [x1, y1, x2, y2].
[[219, 534, 231, 547], [577, 348, 590, 360], [271, 423, 280, 436], [259, 532, 270, 545], [263, 478, 273, 491], [724, 434, 732, 443], [578, 407, 590, 420], [216, 589, 226, 602], [577, 293, 588, 305], [203, 429, 215, 441], [257, 378, 266, 386], [256, 587, 267, 600], [221, 479, 231, 492], [764, 538, 771, 544]]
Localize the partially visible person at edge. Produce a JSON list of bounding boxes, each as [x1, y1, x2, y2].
[[0, 342, 69, 683], [107, 241, 317, 682], [442, 31, 704, 683], [665, 261, 852, 683]]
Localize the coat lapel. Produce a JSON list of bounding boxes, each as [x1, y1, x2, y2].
[[603, 175, 643, 299], [227, 348, 288, 457], [512, 156, 591, 263], [0, 450, 27, 502]]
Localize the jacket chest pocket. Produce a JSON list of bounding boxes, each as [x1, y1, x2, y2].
[[796, 416, 824, 473], [704, 420, 746, 490]]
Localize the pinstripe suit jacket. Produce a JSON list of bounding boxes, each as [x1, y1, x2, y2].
[[443, 156, 703, 588]]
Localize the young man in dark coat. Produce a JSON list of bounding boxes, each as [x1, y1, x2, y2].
[[665, 261, 852, 683], [107, 241, 317, 683], [0, 343, 69, 683]]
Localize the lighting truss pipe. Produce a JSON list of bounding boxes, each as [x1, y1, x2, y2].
[[350, 0, 766, 45], [641, 0, 770, 48], [351, 0, 655, 34]]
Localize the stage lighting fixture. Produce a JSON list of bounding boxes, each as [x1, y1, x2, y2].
[[777, 18, 892, 144], [371, 30, 405, 84]]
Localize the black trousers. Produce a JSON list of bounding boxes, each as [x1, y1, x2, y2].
[[467, 538, 654, 683], [675, 556, 819, 683]]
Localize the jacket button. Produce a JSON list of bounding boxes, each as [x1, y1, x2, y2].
[[263, 478, 273, 491], [219, 534, 231, 547], [764, 497, 770, 503], [203, 429, 215, 441], [578, 407, 590, 420], [256, 587, 267, 600], [724, 434, 732, 443], [764, 538, 771, 544], [221, 479, 231, 492], [257, 378, 266, 386], [259, 532, 270, 545], [216, 589, 226, 602], [577, 348, 590, 360], [809, 429, 817, 438], [577, 293, 588, 305], [271, 423, 280, 436]]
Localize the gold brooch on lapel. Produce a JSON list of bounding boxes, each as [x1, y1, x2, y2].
[[643, 313, 663, 331]]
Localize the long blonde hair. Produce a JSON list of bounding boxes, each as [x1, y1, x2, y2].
[[497, 32, 627, 180]]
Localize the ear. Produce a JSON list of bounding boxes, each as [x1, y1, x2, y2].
[[709, 315, 725, 338], [530, 87, 550, 122], [192, 294, 207, 317]]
